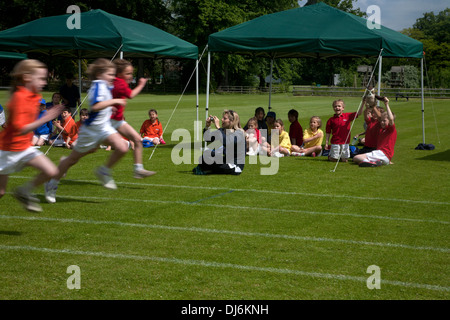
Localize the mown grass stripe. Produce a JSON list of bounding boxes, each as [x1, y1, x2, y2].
[[17, 193, 449, 225], [1, 215, 448, 253], [10, 176, 450, 206], [1, 244, 448, 292]]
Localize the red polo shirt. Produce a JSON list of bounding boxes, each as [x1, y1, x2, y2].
[[0, 86, 41, 151], [289, 120, 303, 145], [375, 122, 397, 160], [364, 117, 378, 148], [326, 112, 357, 144], [111, 77, 132, 121]]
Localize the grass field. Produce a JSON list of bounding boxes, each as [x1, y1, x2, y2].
[[0, 89, 448, 301]]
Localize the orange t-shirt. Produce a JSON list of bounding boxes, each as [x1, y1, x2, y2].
[[140, 119, 163, 138], [61, 116, 78, 145], [0, 86, 41, 151]]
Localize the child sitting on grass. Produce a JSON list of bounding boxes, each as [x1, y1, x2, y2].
[[291, 116, 323, 157], [267, 119, 291, 157], [353, 98, 396, 167], [140, 108, 165, 146], [245, 117, 261, 156]]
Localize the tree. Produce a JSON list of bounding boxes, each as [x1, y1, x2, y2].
[[404, 8, 450, 87]]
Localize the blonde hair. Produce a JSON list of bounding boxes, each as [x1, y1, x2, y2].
[[87, 58, 115, 80], [274, 118, 285, 129], [112, 58, 132, 75], [310, 116, 322, 129], [223, 109, 242, 132], [332, 99, 345, 107], [246, 117, 257, 128], [10, 59, 47, 94]]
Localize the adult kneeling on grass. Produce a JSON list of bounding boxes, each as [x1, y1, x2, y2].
[[193, 109, 246, 175]]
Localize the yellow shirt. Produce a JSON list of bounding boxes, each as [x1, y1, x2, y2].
[[272, 130, 291, 150], [303, 128, 324, 148]]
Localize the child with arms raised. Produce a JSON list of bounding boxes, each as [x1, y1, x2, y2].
[[353, 98, 396, 167]]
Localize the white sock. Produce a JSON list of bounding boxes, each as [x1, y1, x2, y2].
[[134, 163, 143, 171]]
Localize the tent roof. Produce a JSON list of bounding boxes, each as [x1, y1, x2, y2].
[[208, 2, 423, 59], [0, 9, 198, 60], [0, 51, 27, 59]]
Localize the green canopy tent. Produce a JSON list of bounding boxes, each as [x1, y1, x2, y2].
[[207, 2, 426, 143], [0, 9, 200, 121], [0, 51, 27, 60]]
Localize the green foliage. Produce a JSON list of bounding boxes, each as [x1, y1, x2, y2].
[[404, 8, 450, 88]]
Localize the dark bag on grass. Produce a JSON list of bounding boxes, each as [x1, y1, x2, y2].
[[415, 143, 435, 150]]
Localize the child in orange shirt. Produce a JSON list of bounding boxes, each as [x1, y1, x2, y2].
[[140, 109, 165, 145], [51, 107, 78, 149], [0, 59, 63, 212]]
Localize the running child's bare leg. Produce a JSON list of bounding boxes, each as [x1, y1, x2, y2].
[[0, 175, 8, 199], [117, 123, 156, 178]]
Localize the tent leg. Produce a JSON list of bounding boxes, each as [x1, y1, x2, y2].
[[421, 58, 425, 144], [196, 59, 199, 140], [268, 59, 273, 110], [205, 52, 211, 149], [377, 56, 382, 106], [78, 58, 82, 113]]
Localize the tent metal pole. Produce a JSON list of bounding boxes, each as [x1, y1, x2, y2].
[[78, 58, 82, 109], [377, 55, 382, 106], [206, 52, 211, 120], [205, 52, 211, 149], [421, 57, 425, 144], [120, 51, 123, 59], [196, 59, 199, 140], [268, 59, 273, 110]]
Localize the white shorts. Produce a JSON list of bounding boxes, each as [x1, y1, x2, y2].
[[329, 144, 350, 159], [364, 150, 390, 165], [74, 124, 117, 153], [33, 134, 50, 141], [0, 147, 43, 175], [111, 119, 127, 130]]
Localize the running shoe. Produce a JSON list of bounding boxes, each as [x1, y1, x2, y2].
[[13, 187, 42, 212], [134, 169, 157, 179], [95, 167, 117, 190], [44, 181, 58, 203]]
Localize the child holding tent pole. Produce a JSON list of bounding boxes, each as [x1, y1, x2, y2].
[[353, 97, 396, 167]]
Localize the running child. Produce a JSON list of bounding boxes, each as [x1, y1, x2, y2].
[[45, 58, 129, 203], [0, 59, 63, 212], [111, 58, 155, 179]]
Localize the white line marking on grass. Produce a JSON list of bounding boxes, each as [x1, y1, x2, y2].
[[1, 244, 449, 292], [24, 193, 449, 225], [1, 215, 448, 253], [11, 176, 450, 206]]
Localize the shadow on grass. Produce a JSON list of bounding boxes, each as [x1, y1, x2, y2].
[[416, 149, 450, 162], [0, 230, 22, 236]]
